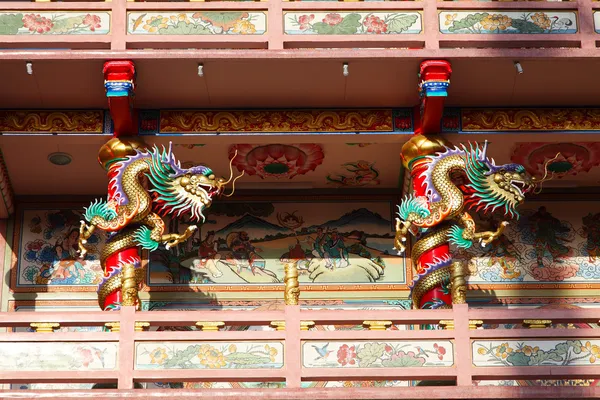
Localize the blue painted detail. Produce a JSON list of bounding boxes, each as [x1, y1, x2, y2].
[[105, 81, 134, 98], [103, 110, 114, 135], [420, 81, 450, 98]]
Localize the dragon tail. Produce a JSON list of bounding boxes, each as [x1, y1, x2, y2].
[[132, 226, 160, 251]]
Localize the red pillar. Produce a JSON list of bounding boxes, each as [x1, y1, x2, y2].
[[402, 60, 452, 309], [98, 61, 141, 311]]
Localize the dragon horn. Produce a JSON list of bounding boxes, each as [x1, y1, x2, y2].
[[480, 140, 489, 161]]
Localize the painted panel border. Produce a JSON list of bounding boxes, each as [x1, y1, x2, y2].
[[0, 110, 111, 135], [145, 194, 409, 293]]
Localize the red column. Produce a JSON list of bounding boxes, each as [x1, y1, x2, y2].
[[403, 60, 452, 309], [99, 61, 140, 311]]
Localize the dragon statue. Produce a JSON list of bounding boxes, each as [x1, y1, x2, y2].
[[395, 140, 556, 309], [78, 142, 243, 310]]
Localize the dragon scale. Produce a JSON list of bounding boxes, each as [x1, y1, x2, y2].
[[396, 140, 548, 309], [78, 141, 238, 310]]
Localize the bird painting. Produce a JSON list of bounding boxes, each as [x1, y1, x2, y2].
[[312, 343, 333, 361], [414, 346, 430, 358]]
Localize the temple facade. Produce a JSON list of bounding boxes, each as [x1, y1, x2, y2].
[[0, 0, 600, 398]]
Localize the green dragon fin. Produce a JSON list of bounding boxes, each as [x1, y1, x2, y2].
[[397, 195, 430, 221], [133, 226, 160, 252], [84, 198, 117, 223], [448, 225, 473, 249]]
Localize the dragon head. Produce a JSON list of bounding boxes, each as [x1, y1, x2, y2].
[[148, 144, 244, 222], [464, 141, 556, 219]]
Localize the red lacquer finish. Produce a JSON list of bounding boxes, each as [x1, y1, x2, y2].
[[103, 61, 136, 137], [419, 60, 452, 135], [100, 60, 140, 311]]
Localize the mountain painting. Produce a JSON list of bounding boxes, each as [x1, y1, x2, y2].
[[147, 200, 406, 289]]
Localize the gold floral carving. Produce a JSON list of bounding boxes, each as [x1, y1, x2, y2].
[[160, 110, 393, 133], [523, 319, 552, 329], [363, 320, 393, 330], [195, 321, 225, 331], [30, 322, 60, 333], [0, 111, 104, 133], [462, 109, 600, 131], [270, 321, 286, 331]]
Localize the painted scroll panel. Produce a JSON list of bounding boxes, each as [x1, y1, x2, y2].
[[284, 12, 422, 35], [439, 11, 578, 34], [303, 341, 453, 368], [147, 199, 405, 290], [13, 208, 105, 291], [0, 12, 110, 35], [0, 342, 117, 371], [135, 342, 284, 370], [473, 340, 600, 367], [127, 12, 267, 35], [457, 201, 600, 288]]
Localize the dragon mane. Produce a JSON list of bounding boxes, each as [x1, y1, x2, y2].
[[109, 144, 214, 222], [462, 142, 525, 219]]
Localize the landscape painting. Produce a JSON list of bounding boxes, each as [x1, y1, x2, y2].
[[453, 201, 600, 288], [147, 199, 405, 289]]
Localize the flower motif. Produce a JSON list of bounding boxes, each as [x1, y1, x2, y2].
[[323, 13, 343, 26], [477, 347, 488, 356], [481, 14, 512, 31], [198, 344, 227, 368], [298, 14, 315, 30], [232, 20, 257, 34], [83, 14, 102, 32], [433, 343, 446, 360], [363, 15, 387, 34], [495, 343, 514, 359], [170, 13, 190, 24], [143, 16, 169, 33], [26, 239, 45, 252], [22, 14, 53, 34], [385, 345, 393, 353], [337, 344, 357, 366], [581, 341, 600, 363], [230, 144, 324, 179], [531, 12, 551, 30], [521, 345, 539, 357], [265, 344, 278, 362], [229, 344, 237, 353], [149, 347, 168, 365], [77, 347, 94, 367], [445, 13, 457, 26], [395, 116, 411, 130]]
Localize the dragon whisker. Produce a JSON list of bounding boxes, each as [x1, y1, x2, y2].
[[223, 150, 239, 186], [223, 171, 245, 198]]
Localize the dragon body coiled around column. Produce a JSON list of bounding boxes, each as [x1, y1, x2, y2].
[[78, 143, 242, 309], [395, 141, 555, 308]]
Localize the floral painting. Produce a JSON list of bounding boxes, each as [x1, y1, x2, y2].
[[454, 202, 600, 286], [0, 342, 117, 371], [15, 209, 105, 290], [128, 12, 266, 35], [148, 199, 405, 289], [440, 11, 577, 34], [0, 12, 110, 35], [284, 12, 422, 35], [135, 342, 283, 369], [474, 340, 600, 367], [326, 160, 380, 187], [303, 341, 453, 368]]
